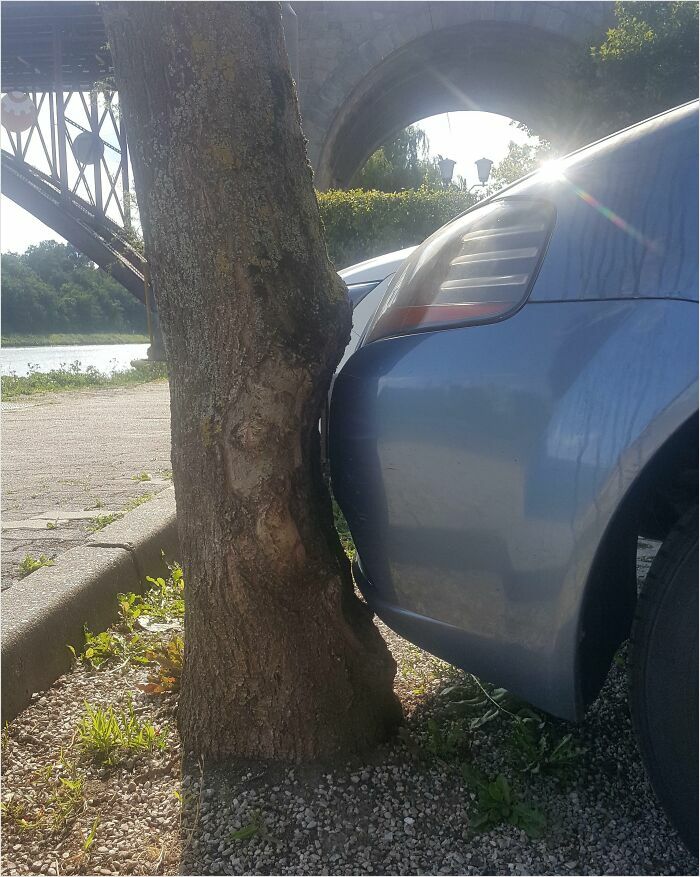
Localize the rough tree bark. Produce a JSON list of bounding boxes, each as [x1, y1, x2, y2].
[[103, 2, 400, 759]]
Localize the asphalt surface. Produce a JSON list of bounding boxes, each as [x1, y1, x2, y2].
[[1, 383, 172, 590]]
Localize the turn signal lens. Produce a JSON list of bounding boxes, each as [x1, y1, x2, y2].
[[363, 199, 555, 344]]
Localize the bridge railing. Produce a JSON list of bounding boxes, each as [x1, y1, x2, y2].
[[1, 88, 133, 231]]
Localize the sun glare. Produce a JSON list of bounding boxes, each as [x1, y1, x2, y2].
[[538, 159, 567, 182]]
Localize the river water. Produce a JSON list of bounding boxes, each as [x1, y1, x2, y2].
[[0, 343, 151, 377]]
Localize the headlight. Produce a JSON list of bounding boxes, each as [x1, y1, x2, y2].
[[363, 198, 555, 344]]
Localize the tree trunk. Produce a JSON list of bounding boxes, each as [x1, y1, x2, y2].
[[103, 2, 400, 759]]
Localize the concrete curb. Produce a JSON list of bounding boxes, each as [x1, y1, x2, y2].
[[1, 487, 179, 722]]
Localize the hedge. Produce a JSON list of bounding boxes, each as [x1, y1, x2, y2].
[[317, 188, 476, 270]]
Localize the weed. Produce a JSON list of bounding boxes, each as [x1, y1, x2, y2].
[[69, 626, 148, 669], [87, 499, 105, 510], [229, 809, 267, 842], [2, 359, 167, 400], [83, 816, 100, 853], [18, 554, 54, 578], [509, 719, 584, 782], [462, 765, 546, 838], [46, 520, 58, 530], [424, 717, 472, 761], [332, 498, 355, 559], [133, 472, 152, 482], [118, 564, 184, 629], [139, 635, 184, 694], [88, 513, 124, 532], [161, 469, 173, 481], [76, 698, 167, 766], [123, 492, 154, 512], [1, 756, 85, 835]]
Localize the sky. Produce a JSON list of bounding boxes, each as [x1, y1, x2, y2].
[[0, 110, 537, 254]]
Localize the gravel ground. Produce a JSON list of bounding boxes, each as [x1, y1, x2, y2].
[[1, 541, 696, 876]]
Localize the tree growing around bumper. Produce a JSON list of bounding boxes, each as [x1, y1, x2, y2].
[[104, 1, 401, 760]]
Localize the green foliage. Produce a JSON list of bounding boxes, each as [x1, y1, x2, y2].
[[1, 756, 85, 836], [332, 498, 355, 560], [317, 187, 475, 269], [87, 512, 124, 533], [1, 241, 148, 335], [590, 1, 698, 127], [76, 698, 166, 766], [17, 554, 54, 578], [2, 359, 168, 400], [488, 140, 554, 191], [132, 471, 152, 482], [350, 125, 442, 192], [554, 1, 700, 147], [424, 717, 472, 761], [118, 565, 185, 629], [229, 810, 267, 843], [462, 765, 546, 838], [2, 332, 151, 347], [69, 626, 149, 669], [509, 719, 584, 782], [139, 635, 184, 695]]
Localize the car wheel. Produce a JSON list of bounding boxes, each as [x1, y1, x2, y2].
[[630, 507, 698, 852]]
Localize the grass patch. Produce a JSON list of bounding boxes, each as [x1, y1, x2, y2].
[[2, 332, 150, 347], [18, 554, 54, 578], [1, 755, 85, 836], [87, 512, 124, 533], [2, 360, 167, 400], [76, 698, 167, 767]]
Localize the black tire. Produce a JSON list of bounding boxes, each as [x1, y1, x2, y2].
[[630, 507, 698, 853]]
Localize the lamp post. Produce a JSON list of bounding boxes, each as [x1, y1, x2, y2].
[[468, 156, 493, 193], [437, 155, 457, 188]]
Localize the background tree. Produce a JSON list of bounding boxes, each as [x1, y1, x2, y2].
[[351, 125, 442, 191], [552, 1, 699, 150], [103, 1, 400, 760], [1, 242, 147, 334], [487, 140, 554, 191]]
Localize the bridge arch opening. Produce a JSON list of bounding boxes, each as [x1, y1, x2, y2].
[[316, 20, 582, 190]]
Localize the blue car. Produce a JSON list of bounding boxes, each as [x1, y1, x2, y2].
[[330, 102, 698, 849]]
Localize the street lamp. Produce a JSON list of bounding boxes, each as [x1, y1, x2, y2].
[[437, 155, 457, 188], [468, 156, 493, 193]]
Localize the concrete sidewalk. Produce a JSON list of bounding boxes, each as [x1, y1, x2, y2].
[[1, 382, 172, 590]]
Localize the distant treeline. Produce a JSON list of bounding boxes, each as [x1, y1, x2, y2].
[[1, 241, 147, 335]]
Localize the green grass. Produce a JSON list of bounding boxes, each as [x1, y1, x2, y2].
[[18, 554, 54, 578], [2, 332, 150, 347], [76, 698, 167, 766], [2, 360, 167, 400]]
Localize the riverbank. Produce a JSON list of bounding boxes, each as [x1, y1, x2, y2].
[[3, 361, 167, 400], [2, 333, 150, 348]]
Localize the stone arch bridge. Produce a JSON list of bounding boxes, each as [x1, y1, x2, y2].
[[1, 1, 613, 299]]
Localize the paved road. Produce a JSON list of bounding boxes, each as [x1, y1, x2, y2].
[[1, 383, 171, 590]]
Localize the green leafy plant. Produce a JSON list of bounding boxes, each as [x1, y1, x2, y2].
[[509, 718, 584, 782], [69, 626, 148, 669], [229, 809, 267, 842], [76, 698, 167, 766], [88, 512, 124, 533], [462, 765, 546, 838], [332, 498, 355, 560], [132, 472, 152, 482], [424, 718, 472, 761], [1, 756, 85, 835], [17, 554, 54, 577], [83, 816, 100, 853], [139, 635, 184, 694], [123, 492, 154, 512], [46, 520, 58, 530], [118, 564, 185, 629]]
